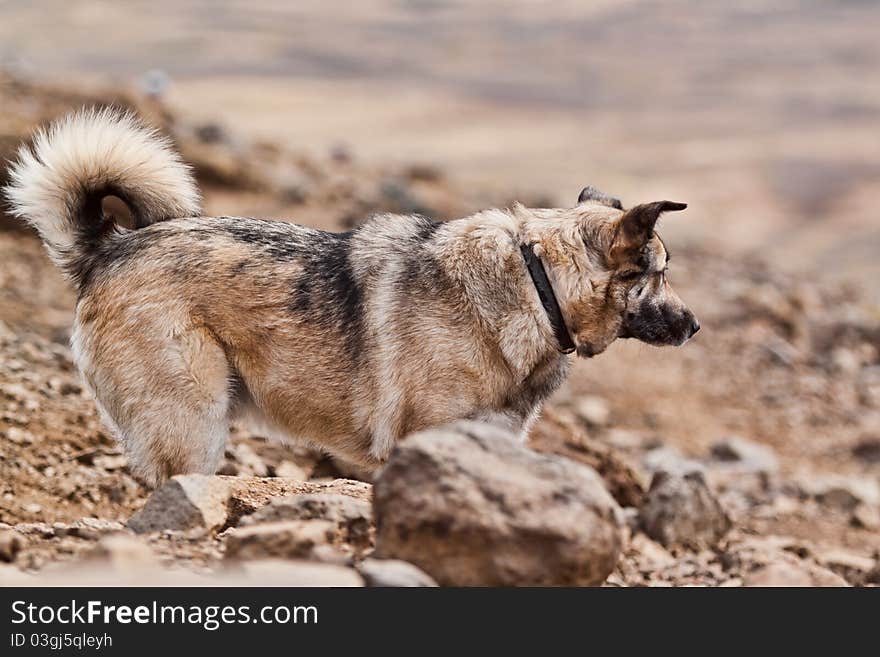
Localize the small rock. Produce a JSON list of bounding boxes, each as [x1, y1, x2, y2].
[[604, 428, 650, 450], [12, 522, 55, 538], [69, 518, 126, 541], [620, 506, 640, 532], [761, 337, 800, 366], [225, 520, 339, 561], [851, 438, 880, 464], [0, 530, 24, 562], [59, 381, 82, 396], [642, 446, 704, 477], [850, 504, 880, 531], [240, 493, 372, 552], [230, 443, 268, 477], [330, 143, 352, 164], [404, 163, 443, 183], [743, 557, 849, 587], [51, 522, 72, 537], [830, 347, 861, 375], [710, 436, 779, 475], [139, 68, 170, 99], [378, 177, 428, 215], [629, 533, 676, 569], [817, 549, 875, 585], [357, 558, 437, 587], [275, 460, 307, 480], [857, 367, 880, 407], [3, 427, 34, 445], [573, 396, 611, 428], [804, 474, 880, 510], [216, 460, 238, 476], [277, 171, 313, 205], [1, 383, 32, 402], [225, 477, 371, 527], [127, 474, 232, 534], [92, 454, 128, 471], [639, 471, 731, 549], [374, 421, 623, 586], [194, 122, 226, 144]]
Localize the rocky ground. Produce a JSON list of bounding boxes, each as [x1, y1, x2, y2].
[[0, 73, 878, 586]]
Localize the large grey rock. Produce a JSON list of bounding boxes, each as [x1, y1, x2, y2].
[[373, 421, 623, 586], [639, 471, 731, 549]]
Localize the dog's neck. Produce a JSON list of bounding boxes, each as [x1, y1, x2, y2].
[[518, 243, 576, 354], [432, 208, 574, 378]]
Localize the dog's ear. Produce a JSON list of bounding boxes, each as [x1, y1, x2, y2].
[[617, 200, 686, 246], [577, 186, 623, 210]]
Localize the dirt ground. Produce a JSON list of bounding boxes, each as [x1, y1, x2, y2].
[[0, 64, 878, 584]]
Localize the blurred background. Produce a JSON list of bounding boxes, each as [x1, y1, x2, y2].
[[0, 1, 878, 585], [3, 0, 879, 285]]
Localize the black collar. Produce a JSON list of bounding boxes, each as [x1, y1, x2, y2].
[[520, 243, 576, 354]]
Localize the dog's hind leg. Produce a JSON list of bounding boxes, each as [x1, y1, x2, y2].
[[73, 309, 233, 487]]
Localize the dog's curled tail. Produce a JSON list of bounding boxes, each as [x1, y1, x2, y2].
[[4, 107, 200, 285]]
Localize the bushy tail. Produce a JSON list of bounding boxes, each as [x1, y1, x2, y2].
[[3, 107, 201, 285]]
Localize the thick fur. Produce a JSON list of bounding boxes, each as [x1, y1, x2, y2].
[[5, 110, 697, 486], [4, 108, 200, 286]]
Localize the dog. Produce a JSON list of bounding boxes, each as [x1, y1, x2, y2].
[[5, 109, 699, 486]]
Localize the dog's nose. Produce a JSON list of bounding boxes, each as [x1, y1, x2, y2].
[[689, 318, 701, 337]]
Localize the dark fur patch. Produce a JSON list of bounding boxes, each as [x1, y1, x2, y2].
[[284, 230, 364, 356], [413, 216, 440, 242], [219, 219, 306, 260]]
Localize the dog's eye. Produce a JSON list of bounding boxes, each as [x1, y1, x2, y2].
[[618, 270, 642, 282]]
